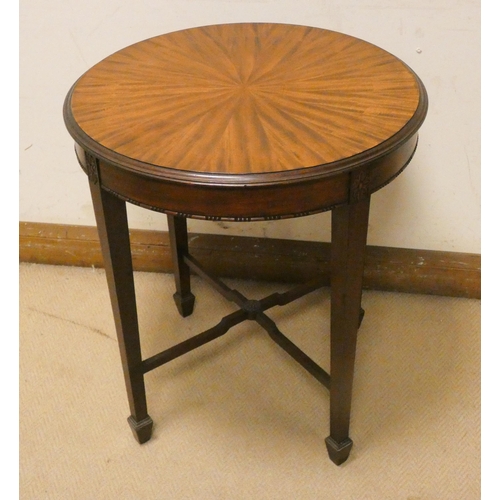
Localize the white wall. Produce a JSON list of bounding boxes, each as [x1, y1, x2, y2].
[[19, 0, 480, 253]]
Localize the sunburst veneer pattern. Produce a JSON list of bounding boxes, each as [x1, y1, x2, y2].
[[70, 24, 422, 176]]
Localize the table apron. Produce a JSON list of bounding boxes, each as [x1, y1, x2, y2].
[[75, 134, 418, 221]]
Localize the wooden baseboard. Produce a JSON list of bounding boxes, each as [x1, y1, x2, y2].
[[19, 222, 480, 299]]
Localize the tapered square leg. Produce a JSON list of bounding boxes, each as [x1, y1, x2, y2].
[[89, 180, 153, 444], [167, 215, 195, 317], [326, 195, 370, 465]]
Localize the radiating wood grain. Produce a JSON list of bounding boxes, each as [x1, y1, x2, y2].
[[68, 23, 423, 176], [61, 25, 431, 464]]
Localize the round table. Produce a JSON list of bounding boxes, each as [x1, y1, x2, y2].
[[63, 23, 427, 465]]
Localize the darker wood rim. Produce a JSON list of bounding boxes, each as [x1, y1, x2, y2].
[[63, 24, 428, 189]]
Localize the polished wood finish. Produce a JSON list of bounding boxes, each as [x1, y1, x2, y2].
[[19, 222, 480, 299], [68, 24, 422, 174], [167, 215, 195, 317], [88, 180, 153, 443], [327, 196, 371, 465], [141, 253, 331, 384], [62, 23, 428, 465], [64, 23, 427, 221]]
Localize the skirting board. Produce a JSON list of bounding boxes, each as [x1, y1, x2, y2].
[[19, 222, 480, 299]]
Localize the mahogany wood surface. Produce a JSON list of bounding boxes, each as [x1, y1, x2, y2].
[[62, 23, 429, 466], [88, 180, 153, 443], [64, 23, 427, 220]]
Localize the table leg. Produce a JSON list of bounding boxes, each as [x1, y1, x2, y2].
[[325, 197, 370, 465], [89, 181, 153, 444], [167, 215, 195, 317]]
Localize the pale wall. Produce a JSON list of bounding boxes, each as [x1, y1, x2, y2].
[[19, 0, 480, 253]]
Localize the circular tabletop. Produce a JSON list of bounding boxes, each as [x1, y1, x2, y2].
[[64, 23, 427, 220]]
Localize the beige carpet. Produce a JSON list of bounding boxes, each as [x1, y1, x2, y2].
[[20, 263, 480, 499]]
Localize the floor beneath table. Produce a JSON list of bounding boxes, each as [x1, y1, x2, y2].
[[20, 263, 480, 500]]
